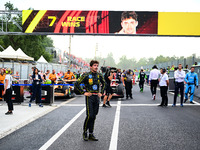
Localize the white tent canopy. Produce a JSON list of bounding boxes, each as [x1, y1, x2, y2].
[[0, 46, 34, 61], [37, 55, 48, 63], [0, 46, 18, 59], [16, 48, 34, 61]]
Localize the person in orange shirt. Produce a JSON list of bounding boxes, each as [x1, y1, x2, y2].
[[0, 68, 5, 100], [49, 70, 57, 84], [64, 70, 76, 80]]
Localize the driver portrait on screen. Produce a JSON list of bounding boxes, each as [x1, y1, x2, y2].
[[116, 11, 138, 34]]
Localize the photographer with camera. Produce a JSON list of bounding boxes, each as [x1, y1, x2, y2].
[[102, 68, 114, 107]]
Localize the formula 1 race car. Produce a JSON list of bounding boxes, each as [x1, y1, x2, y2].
[[101, 66, 124, 98], [53, 79, 76, 98]]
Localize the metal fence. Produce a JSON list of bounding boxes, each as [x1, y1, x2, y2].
[[0, 61, 88, 79], [140, 55, 200, 70]]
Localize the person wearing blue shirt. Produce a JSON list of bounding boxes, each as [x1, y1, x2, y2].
[[184, 66, 198, 104]]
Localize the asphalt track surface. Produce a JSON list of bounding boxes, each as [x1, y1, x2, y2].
[[0, 84, 200, 150]]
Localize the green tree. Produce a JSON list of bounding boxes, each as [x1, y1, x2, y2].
[[117, 55, 133, 70], [0, 2, 54, 62], [104, 52, 116, 67]]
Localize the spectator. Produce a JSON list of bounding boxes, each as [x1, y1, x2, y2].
[[29, 68, 43, 107], [193, 62, 198, 66], [3, 68, 13, 115], [0, 68, 5, 101], [45, 70, 50, 80], [13, 71, 20, 83], [185, 65, 189, 70], [170, 65, 175, 71]]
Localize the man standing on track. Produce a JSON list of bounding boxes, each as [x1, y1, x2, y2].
[[149, 65, 160, 100], [75, 60, 105, 141], [158, 68, 169, 107], [122, 69, 134, 99], [173, 64, 185, 107], [184, 66, 198, 104]]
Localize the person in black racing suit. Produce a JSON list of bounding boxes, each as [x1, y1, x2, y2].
[[75, 60, 105, 141]]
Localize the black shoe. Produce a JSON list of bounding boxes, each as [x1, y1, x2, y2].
[[83, 132, 88, 141], [184, 98, 188, 103], [5, 111, 13, 115], [88, 134, 98, 141], [130, 97, 133, 99], [106, 101, 111, 107], [102, 104, 107, 108], [190, 101, 195, 104], [158, 104, 163, 107]]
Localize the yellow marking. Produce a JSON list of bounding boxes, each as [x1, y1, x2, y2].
[[48, 16, 56, 26], [22, 10, 33, 25], [25, 10, 47, 33], [158, 12, 200, 36]]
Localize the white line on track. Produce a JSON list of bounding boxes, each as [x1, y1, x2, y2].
[[109, 100, 121, 150], [62, 103, 200, 107], [39, 107, 86, 150]]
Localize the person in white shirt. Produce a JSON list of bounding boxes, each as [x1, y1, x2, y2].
[[149, 65, 160, 100], [158, 68, 169, 107], [173, 64, 185, 107], [3, 68, 13, 115]]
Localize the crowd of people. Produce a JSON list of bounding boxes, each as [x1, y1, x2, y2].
[[0, 66, 85, 115], [74, 60, 199, 141], [0, 59, 199, 142]]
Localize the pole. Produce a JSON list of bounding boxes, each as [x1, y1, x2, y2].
[[69, 35, 71, 67], [95, 43, 98, 60]]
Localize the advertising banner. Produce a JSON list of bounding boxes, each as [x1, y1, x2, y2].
[[22, 10, 200, 36]]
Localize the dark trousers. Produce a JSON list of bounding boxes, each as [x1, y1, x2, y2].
[[150, 80, 158, 95], [125, 81, 132, 98], [30, 84, 42, 103], [160, 86, 168, 106], [4, 88, 13, 111], [84, 95, 99, 133], [0, 84, 4, 99], [174, 82, 184, 105], [139, 81, 144, 90]]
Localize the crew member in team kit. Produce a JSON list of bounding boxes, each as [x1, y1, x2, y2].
[[49, 69, 57, 85], [138, 69, 147, 92], [122, 69, 134, 99], [102, 68, 114, 108], [64, 69, 76, 80], [184, 66, 198, 104], [75, 60, 105, 141]]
